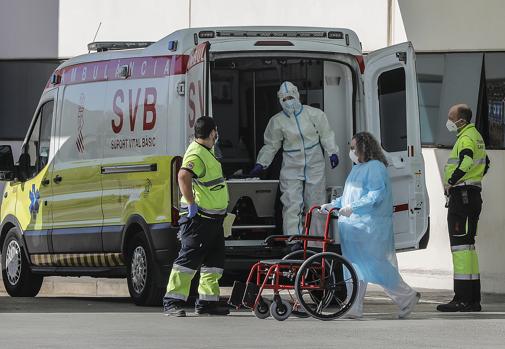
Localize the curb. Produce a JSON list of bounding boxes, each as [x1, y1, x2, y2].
[[0, 277, 131, 297]]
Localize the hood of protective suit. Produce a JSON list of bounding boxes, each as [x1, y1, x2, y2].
[[278, 81, 302, 116]]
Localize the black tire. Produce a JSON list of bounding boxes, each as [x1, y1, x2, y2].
[[126, 232, 166, 306], [294, 252, 358, 321], [1, 228, 43, 297], [253, 298, 271, 319], [270, 299, 292, 321]]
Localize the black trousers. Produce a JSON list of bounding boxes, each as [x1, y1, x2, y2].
[[447, 186, 482, 303], [175, 215, 225, 271], [164, 215, 225, 305]]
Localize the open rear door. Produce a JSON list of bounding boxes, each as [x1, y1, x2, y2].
[[185, 42, 210, 146], [364, 42, 429, 250]]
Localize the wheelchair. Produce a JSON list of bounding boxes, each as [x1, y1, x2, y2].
[[228, 206, 358, 321]]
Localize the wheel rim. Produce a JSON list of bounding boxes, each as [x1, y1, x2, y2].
[[5, 240, 22, 286], [294, 252, 358, 320], [276, 303, 287, 315], [131, 246, 148, 294]]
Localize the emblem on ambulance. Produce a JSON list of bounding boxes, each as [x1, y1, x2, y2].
[[76, 93, 85, 153], [29, 184, 40, 217]]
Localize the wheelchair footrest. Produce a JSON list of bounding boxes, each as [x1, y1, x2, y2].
[[228, 281, 260, 309], [228, 281, 247, 308], [243, 282, 260, 308]]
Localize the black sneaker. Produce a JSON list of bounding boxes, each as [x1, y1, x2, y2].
[[164, 302, 186, 317], [463, 302, 482, 312], [436, 300, 481, 312], [195, 301, 230, 316]]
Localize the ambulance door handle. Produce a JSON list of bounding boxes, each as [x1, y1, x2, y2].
[[53, 175, 63, 184], [41, 178, 50, 186]]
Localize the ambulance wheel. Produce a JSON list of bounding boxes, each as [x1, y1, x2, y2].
[[126, 232, 164, 306], [253, 298, 271, 319], [270, 299, 292, 321], [1, 228, 43, 297]]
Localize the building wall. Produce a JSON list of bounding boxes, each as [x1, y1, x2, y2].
[[58, 0, 189, 58], [398, 149, 505, 294], [59, 0, 403, 58], [395, 0, 505, 294], [399, 0, 505, 51], [0, 0, 59, 59]]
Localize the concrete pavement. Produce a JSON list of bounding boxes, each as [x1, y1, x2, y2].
[[1, 288, 504, 349]]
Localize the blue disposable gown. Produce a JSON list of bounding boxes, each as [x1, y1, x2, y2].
[[332, 160, 401, 290]]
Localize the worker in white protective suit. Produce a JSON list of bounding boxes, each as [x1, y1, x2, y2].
[[250, 81, 339, 235], [320, 132, 420, 319]]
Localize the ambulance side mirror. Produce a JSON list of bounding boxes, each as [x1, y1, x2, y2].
[[0, 145, 15, 181]]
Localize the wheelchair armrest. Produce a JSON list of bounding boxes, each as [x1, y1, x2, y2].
[[263, 235, 291, 244], [287, 235, 334, 243]]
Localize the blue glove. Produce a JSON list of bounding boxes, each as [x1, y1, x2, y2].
[[187, 203, 198, 219], [249, 163, 264, 177], [330, 154, 339, 169]]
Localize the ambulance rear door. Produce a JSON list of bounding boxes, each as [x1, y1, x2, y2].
[[185, 42, 210, 146], [364, 42, 429, 250]]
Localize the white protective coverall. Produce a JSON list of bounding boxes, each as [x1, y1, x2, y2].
[[256, 81, 339, 235]]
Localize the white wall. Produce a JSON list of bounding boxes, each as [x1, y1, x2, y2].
[[190, 0, 390, 51], [0, 0, 59, 58], [398, 149, 505, 294], [399, 0, 505, 51], [58, 0, 189, 57], [2, 0, 409, 59]]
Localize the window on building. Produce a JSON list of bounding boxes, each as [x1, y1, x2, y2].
[[378, 67, 407, 152], [0, 60, 62, 141], [483, 53, 505, 149], [416, 54, 445, 145], [416, 52, 505, 149]]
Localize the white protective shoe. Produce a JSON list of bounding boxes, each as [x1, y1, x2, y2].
[[398, 292, 421, 319]]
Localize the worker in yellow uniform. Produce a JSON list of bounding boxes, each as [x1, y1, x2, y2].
[[437, 104, 490, 312], [164, 116, 230, 317]]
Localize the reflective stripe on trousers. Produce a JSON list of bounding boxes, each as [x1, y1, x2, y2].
[[451, 244, 480, 280], [165, 264, 197, 301], [198, 267, 223, 301]]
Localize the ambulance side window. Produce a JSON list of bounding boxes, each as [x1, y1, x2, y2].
[[377, 67, 407, 152], [23, 100, 53, 178]]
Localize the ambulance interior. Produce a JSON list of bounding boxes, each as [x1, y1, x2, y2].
[[210, 56, 355, 245]]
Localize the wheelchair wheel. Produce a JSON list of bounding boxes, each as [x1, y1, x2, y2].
[[294, 252, 358, 321], [270, 299, 292, 321], [253, 298, 271, 319], [283, 249, 318, 318]]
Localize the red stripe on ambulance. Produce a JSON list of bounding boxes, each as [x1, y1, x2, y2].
[[46, 55, 189, 89]]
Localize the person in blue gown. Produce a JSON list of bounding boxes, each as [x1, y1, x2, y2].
[[320, 132, 420, 319]]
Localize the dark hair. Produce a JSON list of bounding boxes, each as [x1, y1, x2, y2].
[[457, 105, 472, 123], [194, 116, 216, 139], [353, 132, 388, 167]]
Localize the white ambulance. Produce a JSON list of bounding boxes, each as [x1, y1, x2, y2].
[[0, 27, 429, 305]]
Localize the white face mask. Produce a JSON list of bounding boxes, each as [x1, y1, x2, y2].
[[280, 98, 301, 115], [446, 120, 458, 132], [349, 149, 359, 163]]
